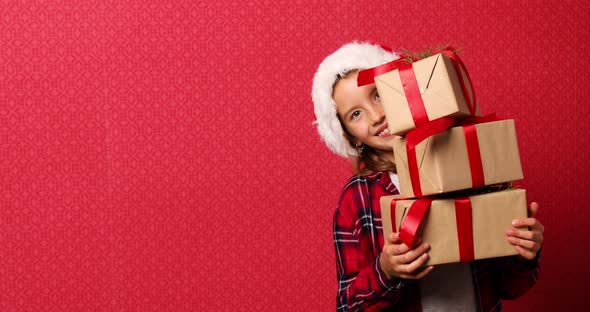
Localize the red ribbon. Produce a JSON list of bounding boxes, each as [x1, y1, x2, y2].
[[405, 114, 498, 197], [441, 50, 477, 116], [357, 57, 409, 86], [391, 198, 433, 247], [390, 197, 475, 262], [405, 117, 457, 197], [463, 125, 484, 188], [399, 64, 429, 127], [454, 198, 475, 262]]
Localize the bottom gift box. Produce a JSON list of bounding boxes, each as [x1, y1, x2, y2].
[[380, 188, 527, 266]]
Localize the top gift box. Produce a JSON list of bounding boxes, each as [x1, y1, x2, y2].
[[358, 50, 478, 136]]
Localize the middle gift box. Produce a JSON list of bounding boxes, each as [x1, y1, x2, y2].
[[393, 119, 523, 198]]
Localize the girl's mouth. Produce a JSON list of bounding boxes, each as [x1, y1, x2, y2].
[[377, 127, 392, 137]]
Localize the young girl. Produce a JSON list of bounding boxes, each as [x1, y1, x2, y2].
[[311, 42, 544, 311]]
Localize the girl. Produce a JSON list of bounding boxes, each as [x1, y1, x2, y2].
[[311, 42, 544, 312]]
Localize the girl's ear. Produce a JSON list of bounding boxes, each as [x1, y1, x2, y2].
[[338, 116, 361, 148], [342, 130, 361, 148]]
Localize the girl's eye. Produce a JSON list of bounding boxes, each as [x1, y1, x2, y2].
[[351, 110, 361, 120], [373, 91, 381, 102]]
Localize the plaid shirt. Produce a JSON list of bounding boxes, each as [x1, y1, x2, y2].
[[333, 171, 539, 312]]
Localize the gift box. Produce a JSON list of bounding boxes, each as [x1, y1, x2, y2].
[[380, 189, 528, 266], [374, 52, 477, 136], [393, 119, 523, 198]]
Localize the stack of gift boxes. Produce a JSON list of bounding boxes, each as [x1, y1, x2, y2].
[[358, 49, 528, 265]]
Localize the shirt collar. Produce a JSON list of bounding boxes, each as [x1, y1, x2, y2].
[[364, 171, 399, 195]]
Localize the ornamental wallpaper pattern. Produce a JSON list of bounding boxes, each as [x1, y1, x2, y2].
[[0, 1, 588, 311]]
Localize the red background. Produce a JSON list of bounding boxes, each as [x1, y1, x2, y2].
[[1, 1, 588, 311]]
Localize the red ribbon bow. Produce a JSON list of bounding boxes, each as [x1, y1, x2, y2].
[[391, 197, 475, 262]]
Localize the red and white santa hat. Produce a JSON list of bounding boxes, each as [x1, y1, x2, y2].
[[311, 41, 399, 158]]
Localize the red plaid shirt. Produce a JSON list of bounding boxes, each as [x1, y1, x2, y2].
[[333, 171, 539, 312]]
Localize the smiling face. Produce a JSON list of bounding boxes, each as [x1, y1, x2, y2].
[[333, 70, 395, 154]]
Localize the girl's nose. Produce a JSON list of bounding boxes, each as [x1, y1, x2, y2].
[[368, 104, 385, 124]]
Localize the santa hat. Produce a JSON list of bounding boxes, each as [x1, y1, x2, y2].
[[311, 41, 399, 158]]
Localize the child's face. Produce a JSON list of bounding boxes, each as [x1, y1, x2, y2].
[[333, 70, 395, 153]]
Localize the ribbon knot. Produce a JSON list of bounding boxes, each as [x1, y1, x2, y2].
[[391, 197, 475, 262]]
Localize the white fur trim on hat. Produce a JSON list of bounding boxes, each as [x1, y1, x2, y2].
[[312, 42, 400, 158]]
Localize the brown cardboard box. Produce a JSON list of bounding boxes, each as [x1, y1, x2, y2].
[[380, 189, 527, 266], [393, 119, 523, 198], [375, 53, 477, 136]]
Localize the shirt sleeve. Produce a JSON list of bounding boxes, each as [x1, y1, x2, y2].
[[333, 194, 405, 312], [493, 251, 541, 300]]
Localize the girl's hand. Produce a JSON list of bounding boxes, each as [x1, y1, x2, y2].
[[379, 232, 434, 280], [506, 202, 544, 260]]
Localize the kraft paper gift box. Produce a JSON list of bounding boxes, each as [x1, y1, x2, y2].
[[380, 189, 528, 266], [374, 52, 478, 136], [393, 119, 523, 198]]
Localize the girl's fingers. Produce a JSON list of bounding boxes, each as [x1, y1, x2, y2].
[[511, 219, 545, 238], [399, 265, 434, 280], [413, 266, 434, 279], [398, 252, 430, 276], [511, 217, 540, 228], [514, 245, 537, 260], [506, 227, 544, 245], [506, 228, 535, 241], [395, 243, 429, 262], [391, 242, 410, 255], [506, 235, 537, 250], [400, 243, 430, 263], [384, 233, 400, 245], [389, 237, 423, 256], [533, 221, 545, 233], [528, 202, 539, 218]]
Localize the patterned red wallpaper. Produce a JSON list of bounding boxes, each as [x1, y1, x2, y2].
[[1, 0, 588, 311]]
